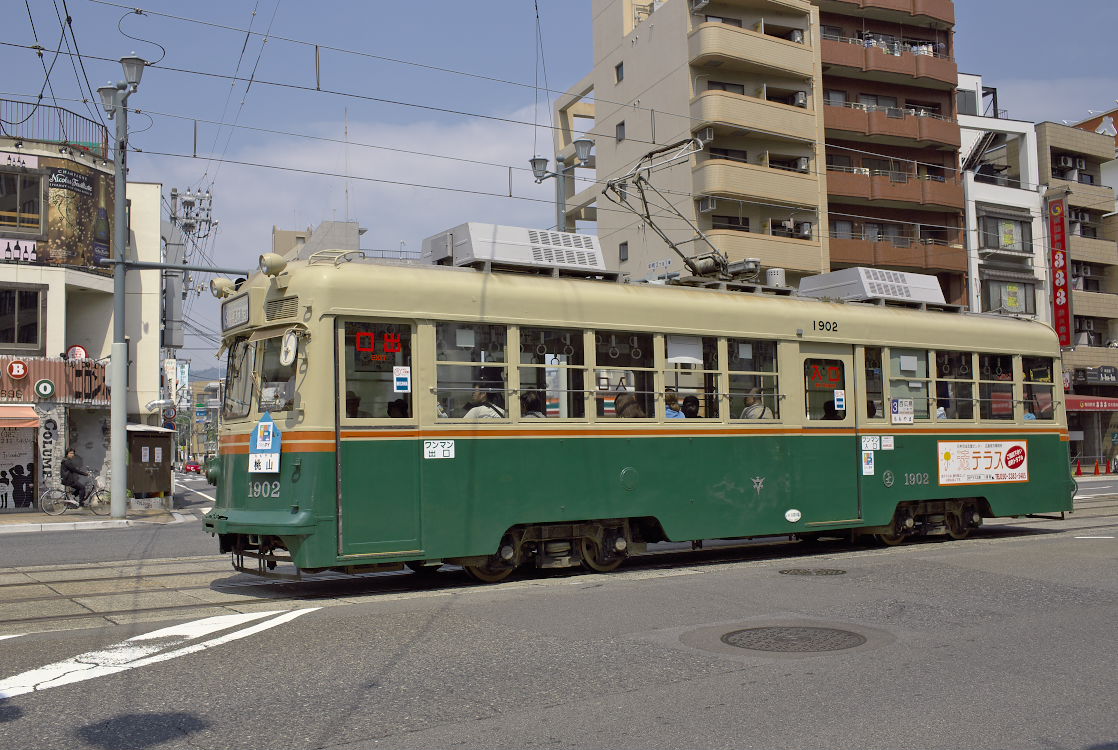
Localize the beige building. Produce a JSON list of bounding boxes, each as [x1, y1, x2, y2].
[[554, 0, 830, 283]]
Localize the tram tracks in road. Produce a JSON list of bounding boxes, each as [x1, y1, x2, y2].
[[3, 509, 1115, 632]]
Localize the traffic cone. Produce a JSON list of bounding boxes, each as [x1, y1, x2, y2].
[[1094, 460, 1101, 476], [1076, 460, 1082, 476]]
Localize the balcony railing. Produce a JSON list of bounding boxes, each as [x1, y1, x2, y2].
[[825, 100, 952, 122], [821, 33, 952, 60], [0, 99, 109, 157]]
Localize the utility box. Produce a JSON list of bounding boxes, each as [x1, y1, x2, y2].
[[127, 425, 174, 508]]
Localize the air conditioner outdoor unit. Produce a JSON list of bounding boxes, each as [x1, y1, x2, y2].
[[789, 29, 804, 44], [1058, 155, 1075, 168], [698, 196, 718, 213], [1076, 157, 1088, 170], [796, 157, 810, 172], [696, 126, 715, 145], [796, 222, 813, 238], [1081, 319, 1096, 331], [794, 91, 808, 107], [1074, 210, 1091, 222]]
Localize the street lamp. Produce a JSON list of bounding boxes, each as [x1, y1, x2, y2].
[[530, 138, 594, 232], [98, 53, 148, 520]]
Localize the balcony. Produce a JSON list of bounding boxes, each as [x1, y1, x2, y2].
[[1062, 347, 1118, 371], [707, 229, 823, 275], [1069, 234, 1118, 266], [694, 159, 820, 207], [821, 0, 954, 26], [1050, 179, 1115, 211], [824, 102, 959, 148], [689, 22, 814, 78], [826, 167, 964, 209], [1072, 290, 1118, 320], [691, 90, 819, 142], [820, 36, 958, 89], [829, 234, 966, 271], [0, 99, 109, 157]]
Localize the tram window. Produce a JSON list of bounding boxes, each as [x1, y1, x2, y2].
[[1023, 356, 1055, 421], [934, 351, 974, 420], [804, 358, 845, 420], [889, 348, 930, 420], [594, 331, 654, 418], [343, 322, 413, 420], [729, 338, 778, 419], [663, 335, 719, 419], [435, 322, 507, 419], [978, 353, 1014, 420], [518, 327, 586, 419], [863, 347, 884, 420], [257, 337, 296, 412], [223, 339, 257, 420]]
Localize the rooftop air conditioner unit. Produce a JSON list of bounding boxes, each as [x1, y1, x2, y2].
[[698, 196, 718, 213], [789, 29, 804, 44], [1076, 157, 1088, 170], [796, 222, 813, 238], [794, 91, 808, 108], [696, 126, 715, 145], [1058, 155, 1075, 169], [796, 157, 810, 172], [798, 267, 946, 305], [420, 223, 606, 274]]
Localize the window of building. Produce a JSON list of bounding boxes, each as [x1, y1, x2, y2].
[[257, 336, 297, 413], [711, 215, 749, 232], [981, 280, 1035, 315], [0, 171, 43, 233], [832, 220, 854, 239], [956, 89, 979, 116], [889, 348, 930, 419], [980, 216, 1031, 251], [614, 62, 624, 83], [858, 94, 898, 110], [821, 24, 843, 40], [905, 100, 942, 116], [1079, 173, 1096, 185], [804, 359, 846, 420], [663, 335, 719, 419], [619, 241, 629, 262], [615, 121, 626, 142], [435, 322, 507, 419], [595, 331, 654, 418], [707, 80, 746, 95], [0, 286, 42, 349], [709, 147, 749, 164], [864, 347, 884, 420], [978, 353, 1014, 420], [343, 321, 413, 420], [519, 327, 586, 419], [1080, 225, 1098, 239], [1022, 356, 1054, 421], [706, 15, 743, 27], [729, 339, 778, 419], [823, 90, 847, 106], [933, 351, 974, 420], [825, 153, 852, 169]]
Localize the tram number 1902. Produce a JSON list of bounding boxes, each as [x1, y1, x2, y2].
[[812, 320, 838, 332], [248, 480, 281, 498]]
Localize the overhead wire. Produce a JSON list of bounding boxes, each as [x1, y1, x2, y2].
[[52, 0, 107, 128], [0, 21, 68, 128]]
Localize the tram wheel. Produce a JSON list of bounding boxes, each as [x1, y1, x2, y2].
[[580, 538, 625, 573], [405, 561, 442, 576], [463, 557, 515, 583], [945, 513, 973, 541], [876, 529, 908, 546]]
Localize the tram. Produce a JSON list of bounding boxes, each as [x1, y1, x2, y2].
[[204, 250, 1074, 581]]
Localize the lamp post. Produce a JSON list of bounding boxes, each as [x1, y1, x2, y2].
[[530, 138, 594, 232], [98, 54, 147, 519]]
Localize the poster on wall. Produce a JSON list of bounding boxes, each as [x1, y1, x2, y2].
[[0, 427, 36, 511], [42, 157, 113, 272]]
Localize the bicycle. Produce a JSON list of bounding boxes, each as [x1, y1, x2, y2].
[[39, 479, 111, 516]]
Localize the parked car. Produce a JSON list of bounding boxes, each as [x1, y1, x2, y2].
[[183, 460, 202, 473]]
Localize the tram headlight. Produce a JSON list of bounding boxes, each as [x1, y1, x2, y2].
[[259, 253, 288, 277], [210, 277, 235, 298]]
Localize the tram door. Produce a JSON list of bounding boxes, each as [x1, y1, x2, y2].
[[799, 342, 861, 524], [335, 320, 422, 556]]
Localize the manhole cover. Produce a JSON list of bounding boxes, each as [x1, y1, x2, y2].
[[779, 568, 846, 576], [720, 626, 866, 653]]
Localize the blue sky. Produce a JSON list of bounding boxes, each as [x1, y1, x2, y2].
[[3, 0, 1116, 369]]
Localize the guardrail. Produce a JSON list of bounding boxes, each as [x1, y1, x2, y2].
[[0, 99, 109, 157]]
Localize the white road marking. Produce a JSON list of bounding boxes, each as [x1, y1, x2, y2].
[[179, 485, 216, 503], [0, 635, 22, 641], [0, 608, 319, 699], [1074, 536, 1115, 539]]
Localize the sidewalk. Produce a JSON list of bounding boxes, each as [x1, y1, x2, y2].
[[0, 507, 190, 535]]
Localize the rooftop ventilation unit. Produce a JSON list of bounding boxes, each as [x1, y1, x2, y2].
[[797, 267, 946, 305], [421, 223, 607, 275]]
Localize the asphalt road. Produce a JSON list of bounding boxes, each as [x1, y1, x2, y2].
[[0, 489, 1116, 750]]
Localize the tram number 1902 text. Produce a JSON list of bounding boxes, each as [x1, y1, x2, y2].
[[812, 320, 838, 332], [904, 473, 930, 486], [248, 480, 281, 498]]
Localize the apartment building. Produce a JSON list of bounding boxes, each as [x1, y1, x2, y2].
[[956, 74, 1047, 320], [554, 0, 831, 283], [816, 0, 966, 304]]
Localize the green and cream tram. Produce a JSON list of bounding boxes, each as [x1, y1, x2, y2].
[[204, 254, 1074, 580]]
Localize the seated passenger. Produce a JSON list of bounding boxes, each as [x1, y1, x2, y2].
[[822, 399, 843, 420], [664, 390, 685, 419], [613, 391, 646, 418], [345, 391, 372, 418], [681, 395, 700, 419], [463, 369, 506, 418], [739, 388, 773, 419], [520, 391, 545, 418], [386, 398, 409, 418]]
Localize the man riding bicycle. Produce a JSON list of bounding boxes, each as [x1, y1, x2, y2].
[[61, 448, 95, 508]]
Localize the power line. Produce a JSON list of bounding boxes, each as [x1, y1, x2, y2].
[[52, 0, 107, 128]]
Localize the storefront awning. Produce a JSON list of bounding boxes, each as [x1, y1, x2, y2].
[[0, 405, 40, 428], [1065, 395, 1118, 412]]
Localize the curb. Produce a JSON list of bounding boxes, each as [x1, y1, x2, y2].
[[0, 512, 191, 535]]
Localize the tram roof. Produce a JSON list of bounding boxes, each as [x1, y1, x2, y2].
[[244, 259, 1059, 356]]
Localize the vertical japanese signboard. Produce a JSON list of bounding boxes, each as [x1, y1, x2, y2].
[[1047, 197, 1072, 347]]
